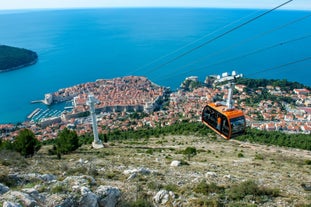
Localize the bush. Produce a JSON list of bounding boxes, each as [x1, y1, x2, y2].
[[14, 129, 41, 157], [183, 146, 197, 161], [237, 152, 244, 158], [121, 199, 153, 207], [254, 153, 264, 160], [163, 183, 179, 192], [194, 180, 224, 195], [190, 198, 223, 207], [53, 128, 81, 157], [304, 160, 311, 165], [228, 180, 279, 200]]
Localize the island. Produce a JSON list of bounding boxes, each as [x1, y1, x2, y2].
[[0, 45, 38, 72]]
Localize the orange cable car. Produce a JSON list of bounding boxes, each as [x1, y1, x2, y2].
[[202, 102, 246, 139], [202, 71, 246, 139]]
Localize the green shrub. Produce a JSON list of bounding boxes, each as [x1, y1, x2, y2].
[[147, 181, 162, 190], [238, 152, 244, 158], [51, 185, 65, 194], [190, 198, 222, 207], [122, 199, 153, 207], [14, 129, 41, 157], [183, 146, 197, 161], [163, 183, 179, 192], [254, 153, 264, 160], [304, 160, 311, 165], [53, 128, 81, 157], [180, 159, 189, 166], [194, 180, 224, 195], [67, 166, 88, 176], [228, 180, 279, 200], [146, 149, 153, 155]]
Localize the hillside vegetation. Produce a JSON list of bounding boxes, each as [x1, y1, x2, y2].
[[1, 122, 311, 206], [0, 45, 38, 72]]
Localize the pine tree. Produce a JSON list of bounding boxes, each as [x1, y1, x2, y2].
[[14, 129, 41, 157], [55, 128, 80, 155]]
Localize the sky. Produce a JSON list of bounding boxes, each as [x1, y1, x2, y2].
[[0, 0, 310, 11]]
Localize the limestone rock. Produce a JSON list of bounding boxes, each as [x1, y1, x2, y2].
[[40, 174, 57, 182], [80, 186, 91, 195], [79, 192, 99, 207], [170, 160, 181, 167], [62, 175, 96, 187], [123, 167, 152, 175], [0, 183, 9, 195], [5, 191, 37, 207], [96, 185, 121, 207], [127, 172, 137, 180], [3, 201, 22, 207], [301, 183, 311, 191], [153, 189, 175, 205], [21, 188, 45, 204], [205, 171, 217, 178]]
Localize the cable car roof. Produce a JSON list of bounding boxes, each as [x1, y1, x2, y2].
[[207, 102, 244, 119]]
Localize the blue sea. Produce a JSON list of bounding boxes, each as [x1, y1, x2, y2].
[[0, 8, 311, 124]]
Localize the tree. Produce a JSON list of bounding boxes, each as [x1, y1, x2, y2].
[[14, 129, 41, 158], [55, 128, 80, 156], [183, 146, 197, 161]]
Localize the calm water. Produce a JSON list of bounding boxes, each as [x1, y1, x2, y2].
[[0, 8, 310, 123]]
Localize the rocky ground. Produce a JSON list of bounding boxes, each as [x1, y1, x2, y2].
[[0, 135, 311, 207]]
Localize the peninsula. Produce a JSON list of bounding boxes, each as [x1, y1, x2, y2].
[[0, 45, 38, 72]]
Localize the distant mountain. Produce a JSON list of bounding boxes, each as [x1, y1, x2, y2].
[[0, 45, 38, 72]]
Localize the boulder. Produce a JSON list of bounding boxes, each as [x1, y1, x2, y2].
[[123, 167, 152, 175], [205, 171, 217, 178], [170, 160, 181, 167], [22, 188, 45, 204], [96, 185, 121, 207], [79, 192, 99, 207], [6, 191, 37, 207], [301, 183, 311, 191], [127, 172, 137, 180], [62, 175, 96, 187], [0, 183, 10, 195], [40, 174, 57, 182], [153, 189, 175, 205], [80, 186, 91, 195], [3, 201, 22, 207]]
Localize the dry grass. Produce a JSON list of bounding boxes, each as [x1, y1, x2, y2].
[[2, 135, 311, 206]]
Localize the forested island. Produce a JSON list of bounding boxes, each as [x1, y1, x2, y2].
[[0, 45, 38, 72]]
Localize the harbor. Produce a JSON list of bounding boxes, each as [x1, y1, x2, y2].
[[26, 101, 73, 123]]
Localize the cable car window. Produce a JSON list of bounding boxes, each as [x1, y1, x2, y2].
[[202, 106, 217, 128], [230, 116, 245, 135], [222, 118, 229, 137]]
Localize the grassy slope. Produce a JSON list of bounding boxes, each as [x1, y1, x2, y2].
[[1, 135, 310, 206]]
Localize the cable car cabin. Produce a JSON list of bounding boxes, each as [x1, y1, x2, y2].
[[202, 103, 246, 139]]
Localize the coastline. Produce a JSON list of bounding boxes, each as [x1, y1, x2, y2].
[[0, 58, 38, 73]]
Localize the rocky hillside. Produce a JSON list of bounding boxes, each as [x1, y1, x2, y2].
[[0, 135, 311, 206]]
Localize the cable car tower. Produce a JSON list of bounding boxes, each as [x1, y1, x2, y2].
[[87, 94, 104, 149], [202, 71, 246, 139]]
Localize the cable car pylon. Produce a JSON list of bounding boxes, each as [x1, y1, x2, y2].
[[202, 71, 246, 139]]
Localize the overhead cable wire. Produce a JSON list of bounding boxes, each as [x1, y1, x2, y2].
[[246, 56, 311, 77], [192, 34, 311, 71], [167, 13, 311, 73], [140, 0, 294, 74], [127, 10, 262, 75], [155, 34, 311, 82]]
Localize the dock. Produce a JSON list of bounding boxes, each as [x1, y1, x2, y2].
[[27, 108, 41, 119], [31, 100, 43, 104]]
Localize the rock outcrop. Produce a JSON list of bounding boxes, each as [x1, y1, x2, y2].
[[0, 174, 121, 207]]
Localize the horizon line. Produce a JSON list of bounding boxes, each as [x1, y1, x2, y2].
[[1, 6, 311, 12]]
